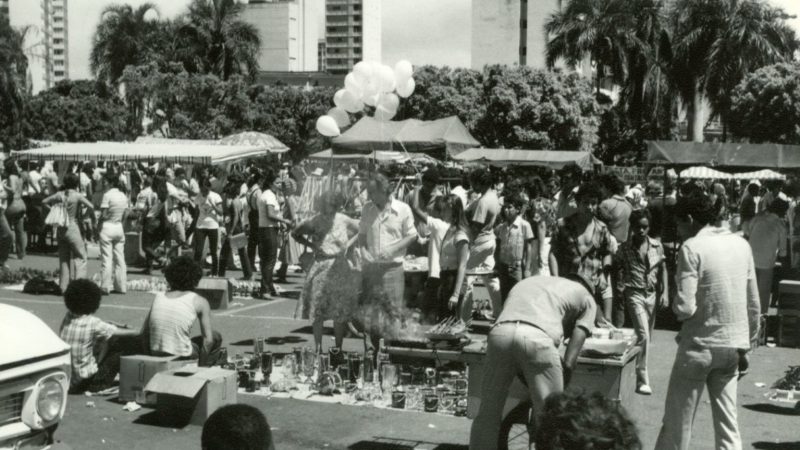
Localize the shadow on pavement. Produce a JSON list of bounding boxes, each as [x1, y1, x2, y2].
[[348, 439, 467, 450], [752, 442, 800, 449], [743, 403, 800, 416]]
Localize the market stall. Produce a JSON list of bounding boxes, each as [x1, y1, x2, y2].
[[451, 148, 601, 171]]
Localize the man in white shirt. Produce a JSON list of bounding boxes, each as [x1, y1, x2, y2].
[[359, 173, 417, 343], [194, 178, 224, 276], [744, 194, 789, 313]]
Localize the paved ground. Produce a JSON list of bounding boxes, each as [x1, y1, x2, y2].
[[3, 253, 800, 449]]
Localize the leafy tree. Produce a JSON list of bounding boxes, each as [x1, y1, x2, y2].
[[0, 21, 32, 149], [730, 62, 800, 144], [24, 80, 128, 142], [180, 0, 261, 82], [401, 65, 485, 130], [90, 3, 162, 85], [669, 0, 796, 142], [249, 85, 337, 161]]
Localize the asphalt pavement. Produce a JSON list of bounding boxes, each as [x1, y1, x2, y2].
[[3, 252, 800, 450]]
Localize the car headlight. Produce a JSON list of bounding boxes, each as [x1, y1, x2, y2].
[[36, 378, 64, 422]]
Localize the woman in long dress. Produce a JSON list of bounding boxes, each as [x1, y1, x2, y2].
[[292, 191, 360, 352]]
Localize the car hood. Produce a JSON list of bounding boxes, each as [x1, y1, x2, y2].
[[0, 304, 69, 368]]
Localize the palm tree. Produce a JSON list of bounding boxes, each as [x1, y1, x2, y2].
[[90, 3, 161, 85], [669, 0, 797, 142], [0, 21, 32, 141], [180, 0, 261, 82]]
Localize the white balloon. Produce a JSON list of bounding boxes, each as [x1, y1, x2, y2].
[[316, 115, 341, 137], [341, 89, 362, 113], [353, 61, 373, 84], [397, 78, 416, 98], [394, 60, 413, 84], [377, 64, 396, 93], [333, 89, 347, 109], [327, 107, 350, 128], [344, 73, 362, 96], [378, 93, 400, 113], [373, 105, 396, 121], [363, 92, 380, 107]]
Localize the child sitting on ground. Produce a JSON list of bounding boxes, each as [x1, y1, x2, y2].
[[60, 279, 140, 393]]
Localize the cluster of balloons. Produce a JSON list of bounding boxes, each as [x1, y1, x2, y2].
[[316, 60, 416, 137]]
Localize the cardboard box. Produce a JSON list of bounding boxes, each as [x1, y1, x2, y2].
[[144, 366, 237, 426], [119, 355, 192, 404], [194, 277, 232, 310]]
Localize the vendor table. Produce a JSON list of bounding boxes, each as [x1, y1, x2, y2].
[[387, 336, 639, 420]]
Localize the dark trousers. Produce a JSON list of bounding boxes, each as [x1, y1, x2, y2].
[[258, 227, 279, 294], [276, 231, 288, 280], [142, 224, 166, 269], [497, 261, 524, 303], [69, 335, 143, 394], [422, 276, 441, 323], [247, 212, 260, 268], [194, 228, 219, 275], [219, 235, 253, 279]]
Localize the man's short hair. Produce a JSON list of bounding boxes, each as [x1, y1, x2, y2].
[[600, 173, 625, 195], [421, 167, 440, 185], [505, 194, 526, 210], [576, 181, 602, 204], [368, 173, 393, 195], [201, 404, 274, 450], [535, 390, 641, 450], [469, 168, 493, 189], [163, 255, 203, 291], [628, 208, 651, 226], [64, 279, 104, 315], [677, 190, 718, 226]]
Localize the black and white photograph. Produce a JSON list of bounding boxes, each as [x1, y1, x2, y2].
[[1, 0, 799, 449]]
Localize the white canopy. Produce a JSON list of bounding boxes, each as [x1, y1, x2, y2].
[[11, 141, 268, 165], [308, 149, 440, 165], [680, 166, 786, 180]]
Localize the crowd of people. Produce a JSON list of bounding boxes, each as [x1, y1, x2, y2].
[[10, 155, 789, 449]]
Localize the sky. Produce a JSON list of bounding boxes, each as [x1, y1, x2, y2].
[[8, 0, 800, 93]]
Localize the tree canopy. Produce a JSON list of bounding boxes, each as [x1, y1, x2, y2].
[[730, 62, 800, 145]]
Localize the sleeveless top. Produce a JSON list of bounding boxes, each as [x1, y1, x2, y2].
[[148, 291, 199, 357]]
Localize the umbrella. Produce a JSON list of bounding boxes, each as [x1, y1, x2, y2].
[[220, 131, 289, 154]]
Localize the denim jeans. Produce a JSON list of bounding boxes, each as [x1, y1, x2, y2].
[[654, 342, 742, 450], [625, 288, 656, 386], [57, 224, 87, 293], [99, 222, 126, 293], [194, 227, 219, 275], [258, 227, 279, 294], [469, 322, 562, 450]]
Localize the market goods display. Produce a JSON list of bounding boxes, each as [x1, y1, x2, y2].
[[0, 267, 59, 285], [425, 317, 469, 341]]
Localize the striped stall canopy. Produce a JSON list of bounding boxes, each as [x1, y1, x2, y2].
[[679, 166, 733, 179], [731, 169, 785, 180]]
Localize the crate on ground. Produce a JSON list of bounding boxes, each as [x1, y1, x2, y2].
[[194, 277, 233, 310]]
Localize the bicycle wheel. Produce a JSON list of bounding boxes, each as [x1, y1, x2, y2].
[[498, 400, 534, 450]]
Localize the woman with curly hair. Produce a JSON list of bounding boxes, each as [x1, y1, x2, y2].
[[292, 191, 360, 352], [143, 255, 222, 366]]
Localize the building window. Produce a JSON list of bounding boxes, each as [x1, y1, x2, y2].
[[54, 49, 63, 55], [519, 46, 527, 56], [520, 19, 527, 29], [54, 71, 64, 77], [353, 26, 361, 32], [353, 5, 361, 11], [353, 15, 361, 21], [54, 38, 63, 44]]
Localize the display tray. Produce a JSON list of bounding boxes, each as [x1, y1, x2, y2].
[[389, 336, 471, 351]]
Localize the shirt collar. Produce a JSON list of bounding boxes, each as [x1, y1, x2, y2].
[[612, 194, 626, 201], [695, 225, 731, 238], [506, 216, 523, 228]]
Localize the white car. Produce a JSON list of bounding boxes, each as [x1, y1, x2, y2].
[[0, 304, 70, 449]]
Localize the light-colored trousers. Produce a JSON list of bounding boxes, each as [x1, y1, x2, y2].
[[57, 224, 87, 293], [100, 222, 126, 293], [626, 288, 656, 385], [755, 267, 773, 314], [467, 233, 501, 317], [469, 322, 562, 450], [654, 342, 742, 450]]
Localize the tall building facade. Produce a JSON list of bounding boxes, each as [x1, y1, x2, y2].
[[325, 0, 380, 74], [43, 0, 69, 88], [471, 0, 560, 69], [317, 39, 327, 72], [0, 1, 9, 23], [241, 0, 319, 72]]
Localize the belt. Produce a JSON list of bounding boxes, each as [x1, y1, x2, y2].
[[494, 320, 539, 329]]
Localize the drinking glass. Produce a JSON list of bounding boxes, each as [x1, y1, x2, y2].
[[380, 364, 398, 393], [302, 348, 316, 384], [405, 386, 421, 411]]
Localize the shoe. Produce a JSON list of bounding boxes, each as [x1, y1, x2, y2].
[[636, 384, 652, 395]]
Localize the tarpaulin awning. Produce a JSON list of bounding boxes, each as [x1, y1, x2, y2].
[[308, 149, 440, 165], [451, 148, 601, 170], [680, 166, 733, 179], [135, 137, 219, 145], [137, 133, 289, 153], [11, 141, 267, 165], [733, 169, 785, 180], [332, 116, 480, 156], [646, 141, 800, 168]]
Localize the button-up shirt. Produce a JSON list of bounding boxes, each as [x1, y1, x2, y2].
[[496, 216, 534, 265], [359, 198, 417, 263], [674, 226, 760, 349], [744, 212, 787, 269], [617, 236, 664, 293], [60, 312, 117, 382], [550, 216, 616, 292]]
